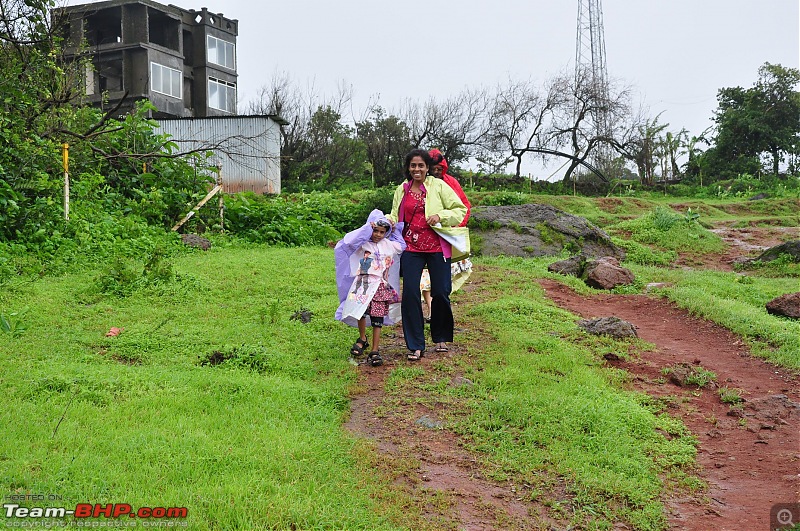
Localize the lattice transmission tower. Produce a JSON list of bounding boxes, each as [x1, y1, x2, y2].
[[575, 0, 612, 174]]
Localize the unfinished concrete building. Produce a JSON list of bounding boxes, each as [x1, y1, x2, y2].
[[58, 0, 238, 118]]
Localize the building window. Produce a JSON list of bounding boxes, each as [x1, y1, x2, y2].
[[151, 62, 182, 98], [207, 35, 235, 70], [208, 77, 236, 113]]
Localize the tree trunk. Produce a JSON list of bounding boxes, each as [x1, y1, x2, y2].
[[772, 147, 780, 176]]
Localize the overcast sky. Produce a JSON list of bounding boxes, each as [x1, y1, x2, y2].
[[66, 0, 799, 175]]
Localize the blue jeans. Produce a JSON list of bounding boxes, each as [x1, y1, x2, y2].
[[400, 251, 453, 352]]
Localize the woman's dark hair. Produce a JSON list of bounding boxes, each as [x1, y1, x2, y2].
[[403, 149, 433, 180]]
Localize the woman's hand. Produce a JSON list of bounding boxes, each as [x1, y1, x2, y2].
[[426, 214, 441, 226]]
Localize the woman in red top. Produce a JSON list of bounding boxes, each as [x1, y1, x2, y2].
[[388, 149, 466, 361]]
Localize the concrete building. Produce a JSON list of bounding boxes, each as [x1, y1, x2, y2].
[[58, 0, 239, 118]]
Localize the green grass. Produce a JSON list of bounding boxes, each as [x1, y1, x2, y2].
[[457, 257, 699, 530], [2, 213, 797, 529], [628, 265, 800, 368], [607, 207, 726, 254], [0, 247, 407, 530]]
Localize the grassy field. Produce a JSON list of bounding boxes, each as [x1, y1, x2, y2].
[[1, 196, 798, 529], [1, 247, 408, 530]]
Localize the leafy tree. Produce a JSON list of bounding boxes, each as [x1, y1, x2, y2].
[[248, 73, 367, 190], [0, 0, 215, 239], [708, 62, 800, 178], [304, 105, 368, 187], [356, 106, 413, 186]]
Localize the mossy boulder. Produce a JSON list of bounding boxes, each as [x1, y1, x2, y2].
[[470, 203, 624, 258], [755, 240, 800, 263]]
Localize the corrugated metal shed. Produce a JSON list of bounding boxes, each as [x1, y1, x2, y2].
[[157, 115, 285, 194]]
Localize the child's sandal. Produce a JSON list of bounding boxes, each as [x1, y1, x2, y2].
[[367, 351, 383, 367], [350, 337, 368, 356]]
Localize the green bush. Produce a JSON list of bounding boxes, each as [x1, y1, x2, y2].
[[223, 188, 396, 246], [609, 207, 725, 254]]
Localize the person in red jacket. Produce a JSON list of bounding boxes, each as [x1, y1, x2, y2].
[[421, 149, 473, 327], [428, 149, 470, 226]]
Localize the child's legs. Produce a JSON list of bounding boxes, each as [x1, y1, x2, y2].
[[370, 316, 383, 350], [422, 289, 432, 317], [357, 317, 367, 342]]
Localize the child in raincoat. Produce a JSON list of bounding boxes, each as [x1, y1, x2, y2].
[[334, 210, 405, 366]]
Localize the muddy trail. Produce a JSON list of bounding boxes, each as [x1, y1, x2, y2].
[[540, 280, 800, 531], [344, 227, 799, 530]]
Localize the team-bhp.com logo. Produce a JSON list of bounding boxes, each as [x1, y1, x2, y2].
[[4, 503, 188, 527]]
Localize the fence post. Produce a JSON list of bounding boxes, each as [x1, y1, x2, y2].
[[62, 143, 69, 221], [217, 165, 224, 233]]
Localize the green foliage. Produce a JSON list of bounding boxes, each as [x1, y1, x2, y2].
[[92, 247, 178, 297], [683, 208, 700, 224], [609, 207, 725, 253], [692, 63, 800, 181], [613, 238, 678, 267], [281, 106, 370, 192], [0, 247, 405, 530], [717, 386, 744, 405], [477, 191, 529, 206], [628, 266, 800, 369], [356, 106, 414, 186], [684, 367, 717, 388], [0, 310, 27, 337], [462, 259, 699, 530], [736, 254, 800, 278], [223, 188, 396, 245]]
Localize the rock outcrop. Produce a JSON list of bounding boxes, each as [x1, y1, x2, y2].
[[470, 204, 624, 259], [582, 256, 635, 290], [577, 317, 638, 339], [755, 240, 800, 263], [765, 292, 800, 319], [548, 255, 635, 290]]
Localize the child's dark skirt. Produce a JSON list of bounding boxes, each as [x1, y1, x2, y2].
[[367, 283, 396, 326]]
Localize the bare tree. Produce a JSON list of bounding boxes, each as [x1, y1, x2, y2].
[[549, 67, 633, 182], [247, 72, 359, 185], [482, 77, 567, 178]]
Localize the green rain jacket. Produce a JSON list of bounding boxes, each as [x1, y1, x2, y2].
[[386, 176, 470, 260]]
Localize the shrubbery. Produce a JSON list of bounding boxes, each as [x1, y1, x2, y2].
[[608, 207, 725, 253]]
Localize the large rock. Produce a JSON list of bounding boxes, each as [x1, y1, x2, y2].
[[577, 316, 638, 338], [470, 204, 625, 259], [766, 292, 800, 319], [547, 254, 586, 276], [755, 240, 800, 263], [582, 256, 635, 289], [181, 233, 211, 250]]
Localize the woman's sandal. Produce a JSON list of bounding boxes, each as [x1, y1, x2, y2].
[[350, 337, 369, 356], [434, 343, 449, 353], [367, 351, 383, 367], [407, 350, 423, 361]]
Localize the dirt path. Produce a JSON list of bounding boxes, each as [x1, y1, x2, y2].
[[345, 226, 799, 530], [344, 328, 545, 531], [539, 279, 800, 530], [703, 225, 799, 271]]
